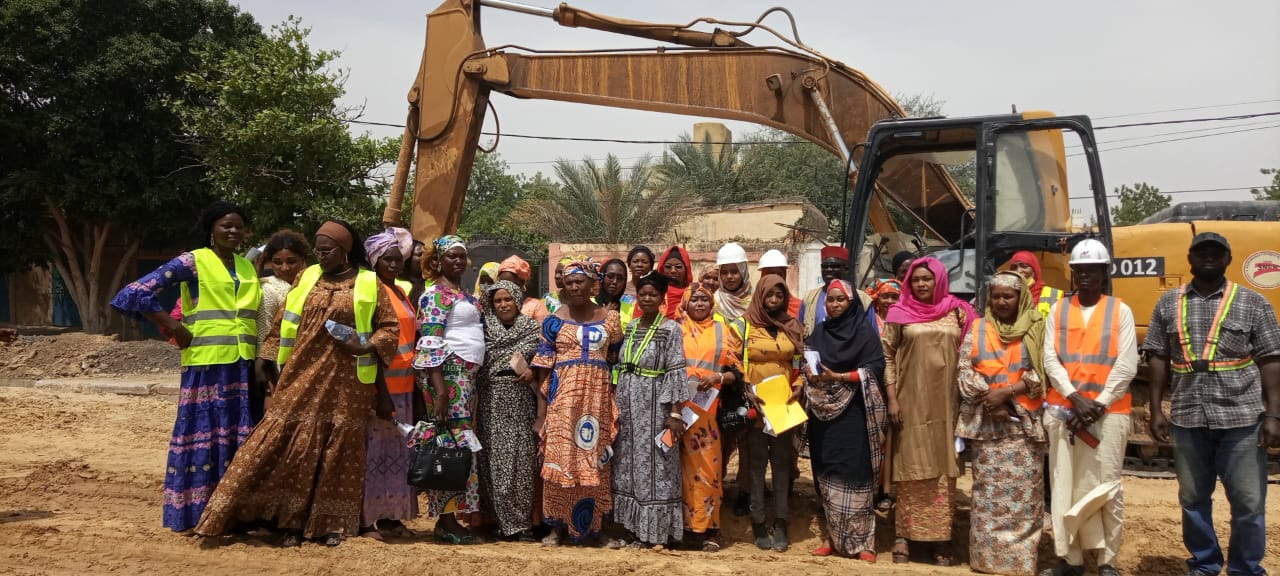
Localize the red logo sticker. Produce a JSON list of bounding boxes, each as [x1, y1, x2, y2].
[[1242, 250, 1280, 290]]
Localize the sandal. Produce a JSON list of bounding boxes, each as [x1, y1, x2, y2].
[[857, 551, 877, 563], [281, 533, 303, 548], [892, 538, 909, 563], [701, 540, 721, 553], [810, 545, 834, 557], [321, 533, 342, 547], [434, 530, 474, 545], [933, 543, 954, 567], [541, 530, 562, 548], [606, 538, 629, 550]]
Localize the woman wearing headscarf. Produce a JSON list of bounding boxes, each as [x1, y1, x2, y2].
[[531, 259, 623, 546], [866, 278, 902, 337], [596, 258, 635, 326], [955, 272, 1048, 576], [195, 220, 399, 547], [359, 229, 420, 539], [658, 245, 692, 320], [497, 254, 550, 322], [473, 261, 500, 298], [713, 242, 753, 515], [731, 275, 805, 553], [111, 201, 261, 534], [805, 279, 888, 561], [1006, 250, 1064, 317], [882, 256, 975, 566], [415, 234, 486, 544], [475, 279, 542, 541], [697, 264, 720, 293], [608, 272, 689, 548], [253, 229, 309, 420], [678, 282, 741, 552]]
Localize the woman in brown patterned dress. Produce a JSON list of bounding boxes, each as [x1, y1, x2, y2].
[[195, 221, 399, 547]]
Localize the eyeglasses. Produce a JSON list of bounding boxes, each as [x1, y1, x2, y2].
[[314, 247, 340, 258]]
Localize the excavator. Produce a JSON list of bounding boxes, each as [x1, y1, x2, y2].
[[380, 0, 1276, 467]]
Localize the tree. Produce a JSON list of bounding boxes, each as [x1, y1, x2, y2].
[[457, 152, 549, 258], [172, 17, 399, 237], [1110, 182, 1171, 225], [0, 0, 261, 332], [656, 132, 749, 205], [1251, 168, 1280, 200], [513, 155, 692, 244]]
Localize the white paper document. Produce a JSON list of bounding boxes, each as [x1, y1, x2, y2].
[[804, 350, 822, 375], [680, 406, 698, 429], [690, 387, 719, 412]]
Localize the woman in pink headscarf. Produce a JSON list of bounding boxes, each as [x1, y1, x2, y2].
[[881, 257, 974, 567]]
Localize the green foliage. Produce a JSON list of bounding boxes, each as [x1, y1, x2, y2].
[[514, 154, 692, 244], [1251, 168, 1280, 200], [1110, 182, 1171, 225], [457, 152, 549, 260], [171, 17, 398, 239], [0, 0, 262, 273], [657, 133, 750, 205]]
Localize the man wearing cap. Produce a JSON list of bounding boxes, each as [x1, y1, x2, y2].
[[1143, 232, 1280, 576], [1040, 239, 1138, 576], [799, 245, 874, 337]]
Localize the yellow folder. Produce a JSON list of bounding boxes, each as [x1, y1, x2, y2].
[[752, 374, 808, 436]]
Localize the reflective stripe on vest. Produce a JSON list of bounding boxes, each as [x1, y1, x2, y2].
[[1037, 286, 1063, 317], [179, 248, 261, 366], [970, 319, 1038, 412], [277, 266, 380, 384], [684, 322, 725, 375], [616, 318, 666, 379], [383, 283, 418, 393], [1172, 281, 1254, 374], [1047, 295, 1130, 414]]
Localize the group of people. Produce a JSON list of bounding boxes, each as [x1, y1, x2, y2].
[[112, 201, 1278, 576]]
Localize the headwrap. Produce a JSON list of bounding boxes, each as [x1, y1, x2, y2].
[[745, 275, 804, 353], [558, 254, 587, 267], [885, 257, 976, 342], [805, 278, 886, 420], [363, 229, 402, 265], [715, 261, 752, 321], [474, 261, 500, 297], [1007, 250, 1045, 296], [434, 234, 466, 253], [891, 251, 915, 276], [480, 280, 541, 379], [698, 264, 719, 283], [562, 258, 601, 282], [658, 245, 692, 320], [820, 245, 850, 261], [986, 271, 1047, 390], [680, 282, 718, 339], [499, 255, 532, 282], [867, 278, 902, 299], [387, 227, 414, 260], [316, 221, 353, 253]]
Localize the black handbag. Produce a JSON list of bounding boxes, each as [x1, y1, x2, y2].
[[716, 385, 750, 433], [407, 425, 472, 492]]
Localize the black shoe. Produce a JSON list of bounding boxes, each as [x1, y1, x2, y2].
[[770, 519, 789, 552], [1097, 565, 1120, 576], [752, 522, 770, 550], [733, 492, 750, 517], [1038, 559, 1085, 576]]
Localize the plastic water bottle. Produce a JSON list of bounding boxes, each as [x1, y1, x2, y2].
[[324, 320, 365, 344]]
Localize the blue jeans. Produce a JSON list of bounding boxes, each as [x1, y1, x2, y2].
[[1172, 423, 1268, 576]]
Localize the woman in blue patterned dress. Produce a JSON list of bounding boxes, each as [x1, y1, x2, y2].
[[110, 201, 258, 533]]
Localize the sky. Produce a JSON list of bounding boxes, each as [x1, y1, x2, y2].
[[231, 0, 1280, 221]]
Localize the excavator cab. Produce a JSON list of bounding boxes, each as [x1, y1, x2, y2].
[[844, 113, 1113, 309]]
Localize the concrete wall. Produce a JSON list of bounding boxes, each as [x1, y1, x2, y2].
[[671, 199, 827, 244]]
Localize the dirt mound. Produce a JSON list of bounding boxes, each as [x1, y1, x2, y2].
[[0, 333, 180, 378]]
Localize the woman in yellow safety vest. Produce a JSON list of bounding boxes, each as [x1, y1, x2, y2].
[[359, 228, 421, 539], [111, 201, 261, 535], [596, 258, 635, 326], [1008, 250, 1064, 317], [195, 220, 399, 548]]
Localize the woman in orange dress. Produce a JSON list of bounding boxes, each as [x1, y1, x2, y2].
[[678, 282, 741, 551]]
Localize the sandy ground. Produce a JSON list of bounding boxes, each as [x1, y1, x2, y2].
[[1, 386, 1276, 576]]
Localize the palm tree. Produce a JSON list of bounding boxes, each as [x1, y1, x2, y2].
[[514, 154, 693, 244], [656, 132, 749, 205]]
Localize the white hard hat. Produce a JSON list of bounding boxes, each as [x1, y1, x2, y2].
[[716, 242, 748, 266], [1069, 239, 1111, 265], [759, 249, 789, 268]]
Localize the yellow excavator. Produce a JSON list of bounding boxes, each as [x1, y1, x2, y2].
[[381, 0, 1277, 465]]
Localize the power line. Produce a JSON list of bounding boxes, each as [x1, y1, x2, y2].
[[1094, 111, 1280, 130], [1067, 123, 1280, 157], [1068, 185, 1268, 200], [1068, 120, 1280, 147], [1094, 98, 1280, 120]]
